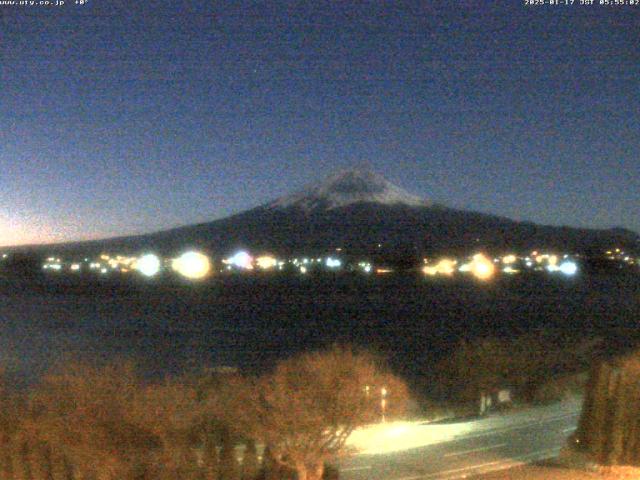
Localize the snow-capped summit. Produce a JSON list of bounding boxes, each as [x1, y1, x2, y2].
[[269, 169, 429, 211]]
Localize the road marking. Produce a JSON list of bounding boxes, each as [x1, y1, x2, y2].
[[394, 447, 561, 480], [451, 412, 580, 442], [454, 448, 562, 480], [562, 426, 577, 433], [443, 442, 506, 458], [341, 465, 372, 472]]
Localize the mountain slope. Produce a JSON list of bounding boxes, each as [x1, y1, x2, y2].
[[17, 169, 640, 258]]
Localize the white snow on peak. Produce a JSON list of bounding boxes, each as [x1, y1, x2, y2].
[[269, 169, 429, 211]]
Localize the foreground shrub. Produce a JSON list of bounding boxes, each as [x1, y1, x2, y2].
[[576, 350, 640, 466], [216, 345, 410, 480]]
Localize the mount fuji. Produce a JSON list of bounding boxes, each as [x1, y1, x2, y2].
[[268, 170, 429, 211], [25, 169, 640, 259]]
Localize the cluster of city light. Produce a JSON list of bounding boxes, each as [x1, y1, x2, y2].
[[217, 251, 355, 274], [502, 254, 517, 265], [35, 244, 635, 283], [325, 257, 342, 268], [99, 254, 137, 272], [497, 254, 520, 273], [255, 255, 277, 270], [536, 253, 558, 267], [42, 263, 62, 271], [420, 250, 584, 280], [358, 261, 372, 273], [464, 253, 496, 280], [41, 250, 215, 280], [292, 257, 332, 274], [422, 258, 457, 277], [523, 252, 580, 276], [42, 256, 64, 271], [606, 248, 637, 266], [292, 257, 312, 265], [422, 254, 496, 280]]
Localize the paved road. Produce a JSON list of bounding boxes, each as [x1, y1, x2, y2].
[[340, 398, 582, 480]]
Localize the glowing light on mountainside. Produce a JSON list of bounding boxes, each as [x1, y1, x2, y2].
[[172, 251, 211, 279], [559, 261, 578, 276], [423, 259, 457, 276], [256, 255, 277, 270], [225, 251, 254, 270], [459, 253, 495, 280], [135, 254, 161, 277]]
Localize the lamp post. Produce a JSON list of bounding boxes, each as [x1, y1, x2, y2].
[[381, 387, 387, 423]]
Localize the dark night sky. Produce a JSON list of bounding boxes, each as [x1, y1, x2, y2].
[[1, 0, 639, 246]]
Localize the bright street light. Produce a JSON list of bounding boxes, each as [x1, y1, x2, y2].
[[135, 253, 161, 277]]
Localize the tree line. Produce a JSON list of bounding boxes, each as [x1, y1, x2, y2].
[[1, 330, 628, 477], [0, 346, 409, 480]]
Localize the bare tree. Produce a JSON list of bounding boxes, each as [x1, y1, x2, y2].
[[436, 333, 596, 408], [28, 362, 160, 480], [218, 425, 240, 480], [0, 369, 23, 479], [129, 379, 204, 480], [436, 338, 513, 406], [241, 439, 259, 480], [218, 346, 409, 480]]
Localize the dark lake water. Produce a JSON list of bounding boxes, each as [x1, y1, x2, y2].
[[0, 272, 639, 387]]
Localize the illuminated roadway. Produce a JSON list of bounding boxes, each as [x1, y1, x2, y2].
[[340, 398, 582, 480]]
